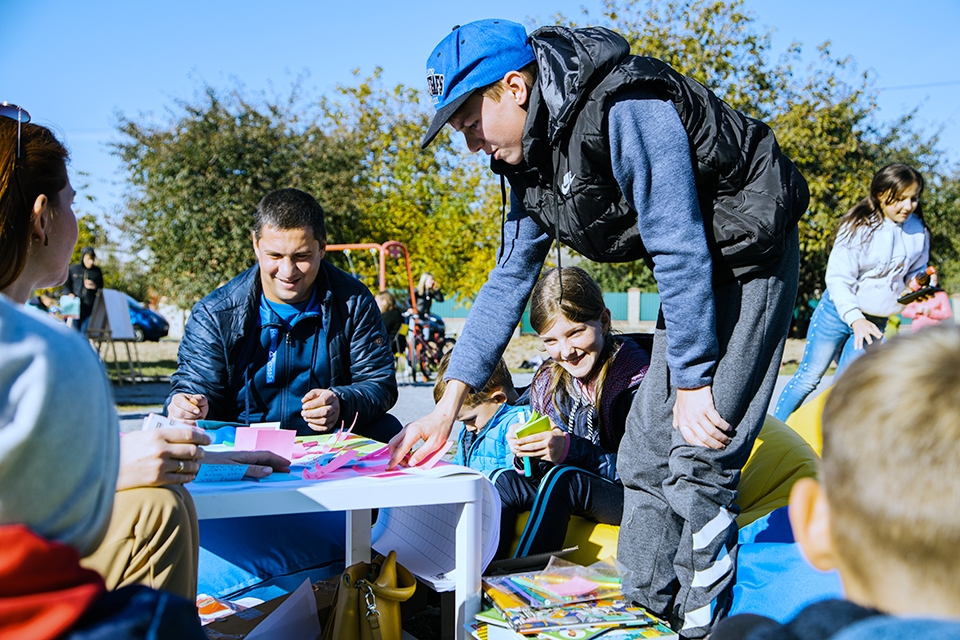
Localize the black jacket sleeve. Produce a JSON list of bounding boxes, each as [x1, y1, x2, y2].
[[164, 299, 232, 418], [329, 284, 398, 427]]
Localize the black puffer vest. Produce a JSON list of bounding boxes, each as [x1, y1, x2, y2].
[[492, 26, 809, 278]]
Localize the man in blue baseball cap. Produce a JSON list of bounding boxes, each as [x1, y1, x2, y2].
[[392, 18, 809, 638]]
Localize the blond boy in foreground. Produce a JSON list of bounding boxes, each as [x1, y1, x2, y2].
[[712, 325, 960, 639]]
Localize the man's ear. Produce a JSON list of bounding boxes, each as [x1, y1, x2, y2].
[[503, 71, 529, 108], [251, 230, 260, 259], [789, 477, 836, 571]]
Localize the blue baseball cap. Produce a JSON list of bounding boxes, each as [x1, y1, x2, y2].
[[421, 19, 535, 149]]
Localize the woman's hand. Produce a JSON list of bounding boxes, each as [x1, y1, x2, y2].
[[510, 424, 568, 464], [851, 318, 884, 350], [204, 450, 291, 479], [117, 428, 210, 490], [673, 386, 731, 449]]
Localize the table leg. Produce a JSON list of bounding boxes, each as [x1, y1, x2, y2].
[[454, 489, 482, 640], [346, 509, 371, 565]]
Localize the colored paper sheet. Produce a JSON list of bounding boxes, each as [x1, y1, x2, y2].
[[542, 576, 600, 598], [194, 464, 249, 483], [515, 413, 551, 439], [235, 427, 296, 460], [302, 449, 358, 479], [412, 440, 453, 469]]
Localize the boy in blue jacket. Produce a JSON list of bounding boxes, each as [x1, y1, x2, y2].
[[435, 354, 527, 475]]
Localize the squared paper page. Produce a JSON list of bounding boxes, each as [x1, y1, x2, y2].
[[372, 468, 500, 591]]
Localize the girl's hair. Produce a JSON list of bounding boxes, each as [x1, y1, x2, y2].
[[416, 272, 436, 296], [0, 119, 69, 290], [834, 164, 926, 246], [530, 267, 619, 427]]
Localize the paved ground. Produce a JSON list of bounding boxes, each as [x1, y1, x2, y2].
[[115, 372, 831, 432]]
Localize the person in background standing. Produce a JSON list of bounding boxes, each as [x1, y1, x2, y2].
[[414, 272, 443, 319], [773, 164, 930, 422], [64, 245, 103, 333]]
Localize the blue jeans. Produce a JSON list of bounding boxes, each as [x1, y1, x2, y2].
[[773, 291, 886, 421]]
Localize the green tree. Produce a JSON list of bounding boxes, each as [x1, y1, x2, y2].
[[113, 76, 500, 309], [113, 84, 366, 308], [319, 72, 501, 303]]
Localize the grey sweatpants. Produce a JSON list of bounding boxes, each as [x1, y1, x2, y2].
[[616, 229, 799, 638]]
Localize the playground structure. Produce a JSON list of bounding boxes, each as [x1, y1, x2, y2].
[[325, 241, 455, 382]]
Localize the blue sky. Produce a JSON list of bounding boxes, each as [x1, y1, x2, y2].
[[2, 0, 958, 224]]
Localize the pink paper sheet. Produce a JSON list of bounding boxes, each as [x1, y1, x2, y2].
[[541, 576, 600, 597], [302, 449, 359, 479], [234, 427, 295, 460]]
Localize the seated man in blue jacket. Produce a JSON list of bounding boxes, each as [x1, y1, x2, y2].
[[165, 187, 400, 443], [164, 188, 401, 599]]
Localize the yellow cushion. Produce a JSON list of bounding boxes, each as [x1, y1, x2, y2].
[[784, 387, 830, 456], [508, 414, 820, 565]]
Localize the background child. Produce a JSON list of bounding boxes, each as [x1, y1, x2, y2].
[[775, 164, 930, 421], [492, 268, 650, 560], [375, 290, 406, 354], [414, 272, 443, 319], [434, 353, 526, 475], [713, 326, 960, 639]]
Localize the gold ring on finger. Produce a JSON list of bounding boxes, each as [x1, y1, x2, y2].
[[176, 460, 184, 474]]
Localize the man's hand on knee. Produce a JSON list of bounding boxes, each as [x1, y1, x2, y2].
[[301, 388, 341, 431], [673, 386, 731, 449], [168, 393, 209, 424]]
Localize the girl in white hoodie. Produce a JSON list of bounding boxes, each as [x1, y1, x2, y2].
[[774, 164, 930, 421]]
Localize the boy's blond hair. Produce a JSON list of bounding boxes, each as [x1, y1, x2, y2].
[[821, 325, 960, 590], [481, 62, 538, 101], [434, 352, 515, 408]]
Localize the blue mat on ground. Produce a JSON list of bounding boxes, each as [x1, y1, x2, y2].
[[730, 506, 844, 622]]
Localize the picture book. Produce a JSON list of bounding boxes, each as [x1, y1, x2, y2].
[[482, 561, 622, 611], [490, 596, 657, 635]]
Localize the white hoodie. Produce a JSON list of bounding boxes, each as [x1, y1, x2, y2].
[[826, 214, 929, 326]]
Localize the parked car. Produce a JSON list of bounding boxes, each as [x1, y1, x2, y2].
[[126, 294, 169, 342]]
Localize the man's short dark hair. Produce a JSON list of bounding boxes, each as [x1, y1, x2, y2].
[[253, 188, 327, 244]]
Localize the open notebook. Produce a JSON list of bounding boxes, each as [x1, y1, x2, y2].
[[372, 465, 500, 592]]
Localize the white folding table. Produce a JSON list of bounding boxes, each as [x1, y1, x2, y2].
[[190, 469, 484, 640]]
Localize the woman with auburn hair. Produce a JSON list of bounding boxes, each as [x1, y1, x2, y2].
[[0, 103, 206, 638]]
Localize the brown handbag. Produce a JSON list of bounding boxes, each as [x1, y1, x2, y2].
[[320, 551, 417, 640]]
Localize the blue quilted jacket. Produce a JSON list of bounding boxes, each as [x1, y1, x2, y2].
[[164, 261, 397, 429], [453, 403, 530, 475]]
